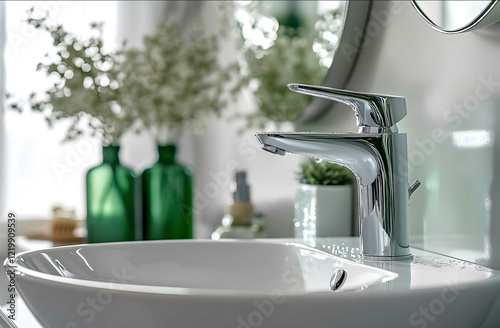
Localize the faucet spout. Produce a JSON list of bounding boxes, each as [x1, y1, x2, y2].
[[261, 145, 286, 156], [256, 132, 414, 261], [257, 133, 380, 186]]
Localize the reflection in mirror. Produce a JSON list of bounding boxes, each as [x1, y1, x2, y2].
[[235, 1, 346, 68], [412, 0, 500, 33], [234, 1, 348, 128]]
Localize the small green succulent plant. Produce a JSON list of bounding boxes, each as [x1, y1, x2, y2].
[[298, 159, 353, 186]]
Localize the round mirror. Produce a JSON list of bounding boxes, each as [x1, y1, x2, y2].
[[234, 1, 372, 124], [411, 0, 500, 34]]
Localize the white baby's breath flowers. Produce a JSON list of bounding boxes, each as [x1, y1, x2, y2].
[[8, 11, 240, 146], [6, 11, 132, 145], [120, 22, 239, 144]]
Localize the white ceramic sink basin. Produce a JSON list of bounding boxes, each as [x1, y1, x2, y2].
[[7, 239, 500, 328]]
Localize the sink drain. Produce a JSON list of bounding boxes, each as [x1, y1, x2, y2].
[[329, 268, 347, 291]]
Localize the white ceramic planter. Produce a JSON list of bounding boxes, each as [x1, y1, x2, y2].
[[294, 184, 353, 241]]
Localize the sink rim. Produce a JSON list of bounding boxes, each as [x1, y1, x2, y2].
[[7, 239, 397, 297], [9, 239, 500, 298]]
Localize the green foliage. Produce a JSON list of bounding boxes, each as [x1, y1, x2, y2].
[[7, 11, 240, 145], [298, 159, 353, 186], [7, 9, 132, 144], [233, 2, 344, 130], [243, 29, 328, 128], [120, 22, 240, 143]]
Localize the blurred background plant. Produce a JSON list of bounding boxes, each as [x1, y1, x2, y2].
[[7, 9, 241, 146], [120, 22, 241, 145], [242, 29, 327, 128], [6, 8, 133, 145], [233, 1, 344, 129]]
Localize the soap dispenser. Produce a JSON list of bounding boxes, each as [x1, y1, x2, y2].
[[211, 171, 265, 239]]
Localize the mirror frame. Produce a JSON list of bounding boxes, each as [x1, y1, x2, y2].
[[411, 0, 500, 34], [295, 1, 372, 123]]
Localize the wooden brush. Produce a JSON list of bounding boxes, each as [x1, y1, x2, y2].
[[51, 216, 78, 242], [27, 207, 85, 245]]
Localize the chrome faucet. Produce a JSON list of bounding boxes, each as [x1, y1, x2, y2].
[[256, 84, 420, 261]]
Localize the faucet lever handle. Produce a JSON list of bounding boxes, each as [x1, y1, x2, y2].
[[289, 84, 407, 130]]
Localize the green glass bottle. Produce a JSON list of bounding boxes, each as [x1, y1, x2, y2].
[[142, 145, 193, 240], [86, 145, 136, 243]]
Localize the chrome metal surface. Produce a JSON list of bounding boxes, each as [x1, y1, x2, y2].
[[262, 145, 286, 156], [256, 84, 417, 261], [410, 0, 500, 34], [290, 84, 406, 130], [329, 268, 347, 291]]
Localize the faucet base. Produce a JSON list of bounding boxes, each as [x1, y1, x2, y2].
[[362, 254, 414, 262]]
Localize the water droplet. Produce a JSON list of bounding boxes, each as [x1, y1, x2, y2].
[[315, 157, 323, 163]]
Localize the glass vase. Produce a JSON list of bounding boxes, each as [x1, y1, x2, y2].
[[142, 144, 193, 240], [86, 145, 136, 243]]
